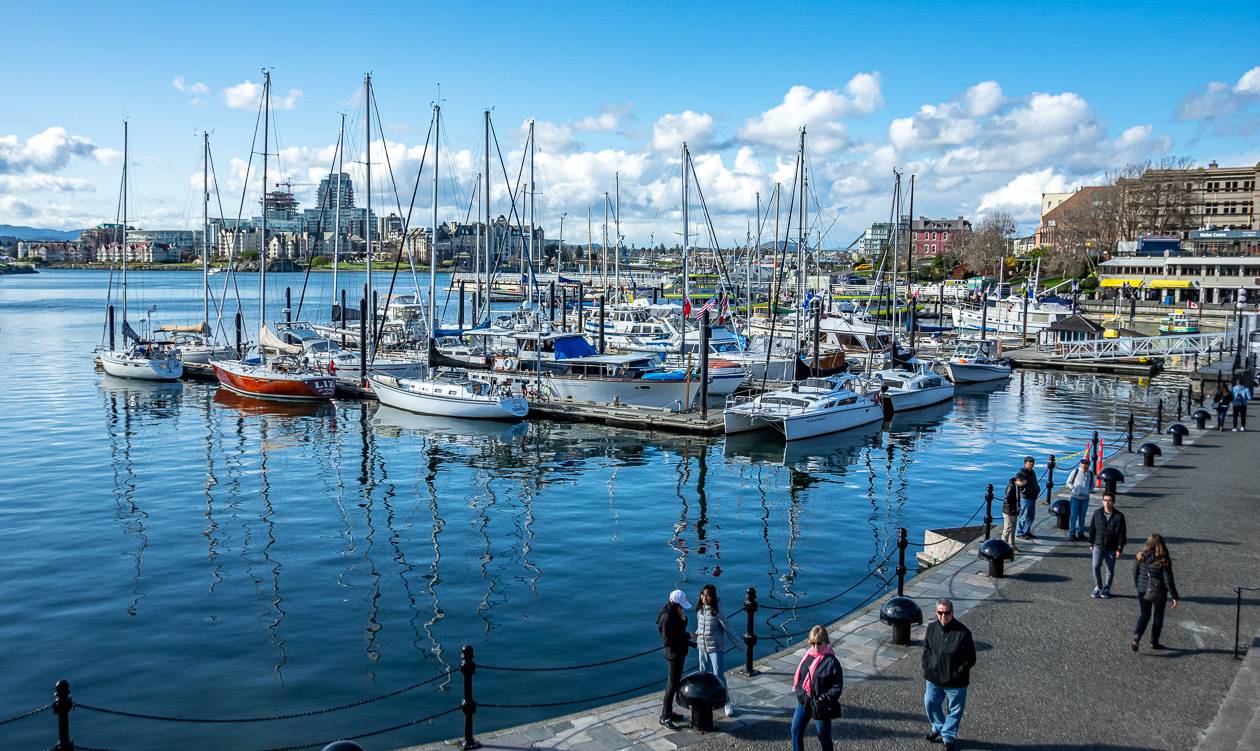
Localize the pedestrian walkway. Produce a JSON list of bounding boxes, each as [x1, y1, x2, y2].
[[408, 429, 1260, 751]]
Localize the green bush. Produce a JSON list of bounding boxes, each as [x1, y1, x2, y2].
[[310, 255, 330, 268], [1080, 276, 1099, 291]]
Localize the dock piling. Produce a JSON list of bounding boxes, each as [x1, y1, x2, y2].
[[699, 310, 710, 419], [458, 281, 465, 329], [285, 287, 291, 324], [742, 588, 758, 676], [560, 288, 568, 332], [52, 679, 73, 751], [1157, 399, 1164, 434], [340, 289, 347, 347], [597, 295, 605, 354], [234, 311, 243, 358], [359, 297, 367, 384], [107, 304, 115, 351], [548, 281, 556, 324]]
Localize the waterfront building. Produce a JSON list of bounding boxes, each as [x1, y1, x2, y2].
[[1098, 254, 1260, 304], [126, 229, 198, 259], [859, 218, 909, 257], [96, 241, 181, 264], [1117, 161, 1258, 238], [910, 216, 970, 258], [17, 240, 90, 263]]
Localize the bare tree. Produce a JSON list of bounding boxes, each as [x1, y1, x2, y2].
[[958, 211, 1014, 277]]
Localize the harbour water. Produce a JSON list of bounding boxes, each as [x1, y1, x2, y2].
[[0, 270, 1188, 750]]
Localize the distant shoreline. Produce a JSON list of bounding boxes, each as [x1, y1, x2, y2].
[[41, 262, 442, 273]]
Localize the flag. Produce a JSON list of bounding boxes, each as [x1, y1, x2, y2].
[[717, 293, 731, 324], [692, 297, 716, 318], [1188, 301, 1199, 309], [683, 296, 692, 318]]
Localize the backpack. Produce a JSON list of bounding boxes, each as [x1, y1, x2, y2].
[[1234, 387, 1252, 406]]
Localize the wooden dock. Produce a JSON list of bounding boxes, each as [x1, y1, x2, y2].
[[1003, 346, 1163, 376]]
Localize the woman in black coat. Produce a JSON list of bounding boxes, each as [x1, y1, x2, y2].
[[791, 625, 843, 751], [1131, 533, 1180, 651]]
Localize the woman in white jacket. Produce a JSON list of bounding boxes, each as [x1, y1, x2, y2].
[[694, 584, 738, 717], [1064, 457, 1093, 541]]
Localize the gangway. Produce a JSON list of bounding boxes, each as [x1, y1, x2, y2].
[[1049, 332, 1227, 360]]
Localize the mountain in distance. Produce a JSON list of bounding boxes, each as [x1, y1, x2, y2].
[[0, 224, 84, 241]]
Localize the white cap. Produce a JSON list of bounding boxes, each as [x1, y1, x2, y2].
[[669, 589, 692, 609]]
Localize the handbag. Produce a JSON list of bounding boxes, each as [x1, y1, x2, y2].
[[1143, 566, 1166, 602]]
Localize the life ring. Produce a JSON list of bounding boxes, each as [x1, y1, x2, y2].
[[502, 357, 517, 371]]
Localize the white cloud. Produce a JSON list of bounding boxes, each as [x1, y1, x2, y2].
[[0, 174, 95, 192], [574, 112, 619, 132], [976, 168, 1071, 219], [0, 127, 106, 174], [1176, 66, 1260, 129], [739, 74, 883, 153], [964, 81, 1003, 118], [222, 80, 303, 110], [171, 76, 209, 95], [651, 111, 714, 152], [524, 119, 575, 152], [1236, 66, 1260, 95]]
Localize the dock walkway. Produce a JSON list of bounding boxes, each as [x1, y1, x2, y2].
[[409, 428, 1260, 751]]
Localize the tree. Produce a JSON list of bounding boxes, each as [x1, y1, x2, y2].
[[957, 211, 1014, 277]]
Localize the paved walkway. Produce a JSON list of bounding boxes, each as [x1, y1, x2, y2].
[[410, 428, 1260, 751]]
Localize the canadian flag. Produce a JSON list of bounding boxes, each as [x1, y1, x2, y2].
[[717, 293, 731, 324], [1188, 301, 1200, 309], [683, 297, 692, 318]]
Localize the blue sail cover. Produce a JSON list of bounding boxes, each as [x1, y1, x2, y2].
[[432, 320, 491, 337], [553, 335, 599, 360]]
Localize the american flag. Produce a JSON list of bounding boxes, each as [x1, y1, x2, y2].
[[691, 297, 717, 318]]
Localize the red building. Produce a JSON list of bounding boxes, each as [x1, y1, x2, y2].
[[911, 216, 971, 257]]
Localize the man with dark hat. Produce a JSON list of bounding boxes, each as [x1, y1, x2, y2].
[[1014, 456, 1041, 540]]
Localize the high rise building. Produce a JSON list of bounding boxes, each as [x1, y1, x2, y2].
[[316, 173, 355, 212]]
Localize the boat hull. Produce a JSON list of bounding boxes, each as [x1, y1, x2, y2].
[[370, 375, 528, 420], [945, 362, 1011, 384], [211, 361, 336, 401], [178, 344, 236, 364], [724, 400, 883, 441], [886, 384, 955, 412], [99, 350, 183, 381]]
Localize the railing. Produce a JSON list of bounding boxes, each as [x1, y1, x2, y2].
[[1050, 332, 1227, 360]]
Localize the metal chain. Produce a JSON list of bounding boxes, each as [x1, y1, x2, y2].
[[757, 548, 896, 613], [252, 705, 461, 751], [0, 702, 50, 726]]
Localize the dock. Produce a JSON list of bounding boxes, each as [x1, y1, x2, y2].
[[1003, 345, 1163, 376]]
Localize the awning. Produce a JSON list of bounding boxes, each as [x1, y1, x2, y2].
[[1099, 278, 1144, 288], [1149, 280, 1191, 289]]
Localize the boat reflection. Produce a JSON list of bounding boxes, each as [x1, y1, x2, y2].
[[724, 419, 882, 467], [953, 379, 1010, 398], [885, 399, 953, 434], [372, 404, 528, 442], [99, 373, 183, 416], [213, 388, 334, 418]]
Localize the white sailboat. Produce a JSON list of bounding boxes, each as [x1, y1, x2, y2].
[[98, 122, 184, 382], [866, 359, 955, 413], [724, 374, 882, 441]]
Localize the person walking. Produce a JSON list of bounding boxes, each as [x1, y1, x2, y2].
[[1064, 457, 1092, 540], [694, 583, 738, 718], [922, 598, 976, 751], [657, 589, 692, 729], [1015, 456, 1041, 540], [1002, 474, 1026, 551], [791, 625, 843, 751], [1231, 376, 1253, 431], [1088, 491, 1127, 599], [1213, 382, 1232, 431], [1131, 533, 1180, 651]]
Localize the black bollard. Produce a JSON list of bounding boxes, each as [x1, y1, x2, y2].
[[1168, 423, 1188, 446], [235, 310, 243, 358], [983, 483, 994, 540], [978, 483, 1014, 577], [743, 587, 758, 676], [560, 288, 568, 332], [107, 304, 115, 351], [597, 295, 606, 354], [1127, 413, 1135, 453], [458, 281, 466, 329], [359, 297, 367, 384], [459, 645, 481, 750], [53, 679, 73, 751], [699, 310, 710, 418], [878, 528, 922, 646], [1157, 399, 1164, 434], [285, 286, 292, 323], [1044, 454, 1056, 505], [577, 283, 585, 333], [1138, 442, 1162, 467]]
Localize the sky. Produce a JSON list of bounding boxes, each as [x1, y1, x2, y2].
[[1, 0, 1258, 248]]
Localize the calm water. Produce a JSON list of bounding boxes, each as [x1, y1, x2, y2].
[[0, 270, 1187, 750]]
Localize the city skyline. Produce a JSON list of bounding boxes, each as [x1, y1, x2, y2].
[[2, 0, 1257, 247]]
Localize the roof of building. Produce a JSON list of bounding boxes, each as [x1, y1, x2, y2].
[[1048, 314, 1104, 333]]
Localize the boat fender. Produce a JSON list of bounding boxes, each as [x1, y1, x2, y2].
[[328, 360, 336, 375], [958, 358, 967, 364], [502, 357, 516, 371]]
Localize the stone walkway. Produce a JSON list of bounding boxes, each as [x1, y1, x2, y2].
[[407, 427, 1260, 751]]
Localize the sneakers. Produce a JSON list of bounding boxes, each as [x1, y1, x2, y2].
[[1101, 589, 1112, 599], [1091, 588, 1102, 599], [926, 730, 943, 743], [1234, 428, 1240, 432], [724, 703, 736, 718], [658, 717, 677, 729], [943, 742, 959, 751], [1130, 637, 1139, 652]]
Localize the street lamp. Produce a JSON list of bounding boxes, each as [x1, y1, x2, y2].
[[1234, 291, 1247, 371]]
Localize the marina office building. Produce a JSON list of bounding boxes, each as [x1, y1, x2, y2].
[[1098, 245, 1260, 304]]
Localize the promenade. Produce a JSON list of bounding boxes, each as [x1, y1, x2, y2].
[[415, 428, 1260, 751]]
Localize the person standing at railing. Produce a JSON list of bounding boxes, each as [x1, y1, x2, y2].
[[1015, 456, 1041, 540], [791, 625, 843, 751], [1064, 457, 1093, 541], [694, 584, 738, 718], [922, 598, 976, 751], [1213, 383, 1232, 431], [1131, 533, 1180, 651], [1002, 474, 1025, 552], [1089, 492, 1127, 599], [1231, 376, 1252, 431], [657, 589, 692, 729]]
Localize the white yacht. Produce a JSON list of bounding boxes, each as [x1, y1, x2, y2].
[[369, 370, 528, 420], [100, 337, 183, 381], [723, 374, 882, 441], [950, 294, 1074, 336], [866, 359, 955, 414], [944, 339, 1011, 384], [270, 322, 423, 378], [159, 324, 235, 364]]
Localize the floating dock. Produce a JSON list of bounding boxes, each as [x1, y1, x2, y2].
[[1003, 347, 1163, 376]]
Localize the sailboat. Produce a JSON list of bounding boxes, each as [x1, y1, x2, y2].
[[364, 80, 528, 420], [211, 71, 335, 401], [98, 122, 183, 381]]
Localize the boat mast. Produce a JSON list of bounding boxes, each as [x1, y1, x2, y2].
[[614, 172, 621, 298], [587, 205, 593, 277], [364, 74, 373, 362], [891, 170, 901, 337], [121, 121, 128, 327], [430, 102, 439, 340], [680, 142, 689, 357], [527, 120, 535, 308], [202, 131, 210, 327], [751, 191, 759, 327], [483, 110, 491, 324], [259, 71, 271, 365], [795, 128, 806, 349], [332, 113, 344, 315], [602, 193, 609, 293]]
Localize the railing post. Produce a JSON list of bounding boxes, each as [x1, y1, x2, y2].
[[983, 484, 994, 540], [52, 679, 73, 751], [1127, 413, 1135, 453], [1157, 399, 1164, 435], [460, 644, 481, 750], [1091, 430, 1100, 469], [743, 587, 758, 676], [1044, 454, 1056, 505], [896, 527, 908, 597]]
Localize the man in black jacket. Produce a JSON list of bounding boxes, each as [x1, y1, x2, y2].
[[1015, 456, 1041, 540], [922, 598, 976, 751], [657, 589, 692, 728], [1002, 475, 1026, 551], [1088, 491, 1127, 598]]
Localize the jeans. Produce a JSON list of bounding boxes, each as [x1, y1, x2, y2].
[[661, 656, 685, 720], [1092, 547, 1117, 592], [1234, 403, 1247, 429], [1069, 497, 1089, 536], [1217, 406, 1229, 429], [1016, 497, 1036, 536], [697, 648, 727, 689], [924, 681, 968, 744], [1135, 596, 1168, 645], [791, 701, 833, 751]]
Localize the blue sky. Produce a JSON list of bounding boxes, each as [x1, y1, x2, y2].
[[2, 0, 1258, 246]]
